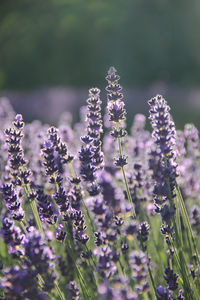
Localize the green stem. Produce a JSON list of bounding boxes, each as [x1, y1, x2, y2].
[[82, 198, 96, 237], [168, 234, 197, 299], [174, 195, 183, 248], [147, 216, 166, 274], [146, 251, 157, 298], [29, 198, 44, 235], [165, 175, 196, 298], [176, 184, 200, 267], [20, 220, 28, 234], [66, 241, 91, 299], [82, 245, 98, 289], [74, 266, 89, 300], [139, 235, 157, 298], [37, 274, 66, 300], [22, 178, 45, 237], [118, 259, 125, 275], [55, 282, 66, 300], [64, 224, 93, 299], [116, 123, 136, 218], [84, 243, 97, 267], [143, 292, 150, 300]]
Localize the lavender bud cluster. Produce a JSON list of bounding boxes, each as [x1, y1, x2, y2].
[[148, 95, 178, 225]]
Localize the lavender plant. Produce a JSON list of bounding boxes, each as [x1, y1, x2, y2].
[[0, 68, 200, 300]]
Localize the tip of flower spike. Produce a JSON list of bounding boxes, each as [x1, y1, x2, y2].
[[108, 66, 117, 75], [15, 114, 23, 121], [148, 94, 163, 106]]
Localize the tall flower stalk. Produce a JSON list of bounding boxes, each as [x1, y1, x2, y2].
[[106, 67, 136, 217], [148, 95, 199, 299]]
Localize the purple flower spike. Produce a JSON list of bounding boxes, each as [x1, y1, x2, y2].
[[15, 114, 22, 121]]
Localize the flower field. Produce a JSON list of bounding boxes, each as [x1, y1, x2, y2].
[[0, 68, 199, 299]]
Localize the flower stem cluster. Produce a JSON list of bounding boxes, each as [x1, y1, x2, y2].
[[42, 127, 73, 186], [106, 67, 135, 216], [79, 88, 104, 197], [148, 95, 178, 224]]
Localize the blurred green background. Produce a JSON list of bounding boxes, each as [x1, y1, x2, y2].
[[0, 0, 200, 128]]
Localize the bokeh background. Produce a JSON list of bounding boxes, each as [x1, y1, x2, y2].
[[0, 0, 200, 128]]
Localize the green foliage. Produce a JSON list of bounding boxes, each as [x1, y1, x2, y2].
[[1, 0, 200, 89]]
